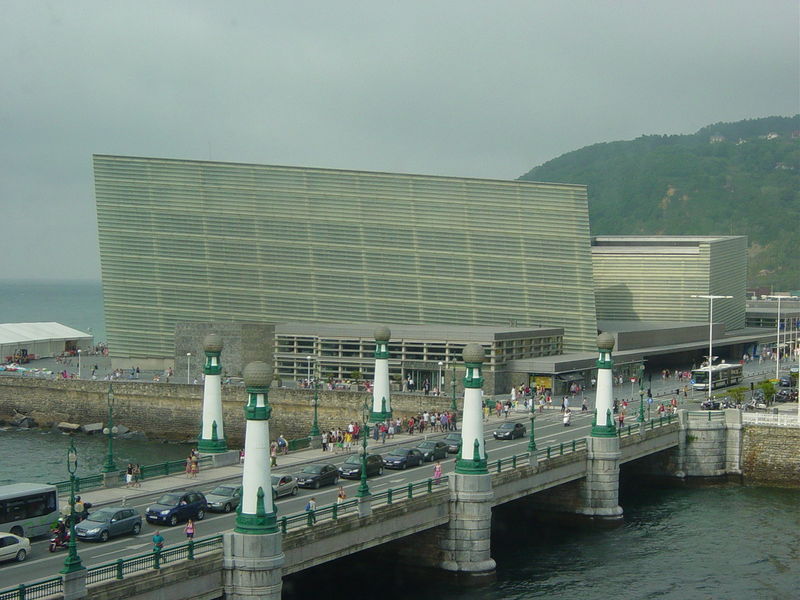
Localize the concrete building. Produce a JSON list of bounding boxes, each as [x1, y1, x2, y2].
[[591, 236, 747, 331], [93, 155, 597, 367]]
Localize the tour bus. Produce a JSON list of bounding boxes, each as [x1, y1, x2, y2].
[[691, 363, 744, 391], [0, 483, 59, 538]]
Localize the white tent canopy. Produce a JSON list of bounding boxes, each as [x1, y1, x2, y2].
[[0, 322, 93, 361]]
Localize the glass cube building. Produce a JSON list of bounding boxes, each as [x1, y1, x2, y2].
[[94, 155, 598, 365]]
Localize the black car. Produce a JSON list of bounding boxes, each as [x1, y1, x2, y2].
[[383, 447, 424, 470], [493, 422, 526, 440], [145, 491, 207, 526], [415, 440, 448, 462], [338, 454, 384, 479], [295, 463, 340, 489], [443, 432, 462, 453], [779, 376, 792, 387]]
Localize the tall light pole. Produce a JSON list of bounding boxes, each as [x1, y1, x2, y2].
[[60, 439, 84, 574], [450, 361, 457, 412], [77, 349, 81, 379], [186, 352, 192, 384], [102, 384, 119, 473], [306, 355, 312, 385], [766, 295, 799, 381], [691, 294, 732, 402], [356, 400, 371, 498], [438, 361, 443, 395]]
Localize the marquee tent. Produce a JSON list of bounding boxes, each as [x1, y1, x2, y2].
[[0, 322, 93, 361]]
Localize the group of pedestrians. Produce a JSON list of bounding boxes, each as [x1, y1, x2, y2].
[[185, 449, 200, 478], [125, 463, 142, 488]]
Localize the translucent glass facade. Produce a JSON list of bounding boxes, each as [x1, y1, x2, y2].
[[94, 155, 597, 360]]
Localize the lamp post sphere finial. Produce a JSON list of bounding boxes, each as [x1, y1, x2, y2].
[[462, 343, 485, 364], [203, 333, 223, 353], [597, 332, 615, 351], [374, 326, 391, 342], [243, 361, 273, 388]]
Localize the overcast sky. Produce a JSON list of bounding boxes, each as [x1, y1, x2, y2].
[[0, 1, 797, 281]]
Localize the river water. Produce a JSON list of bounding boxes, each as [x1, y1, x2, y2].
[[283, 478, 800, 600], [0, 428, 192, 486]]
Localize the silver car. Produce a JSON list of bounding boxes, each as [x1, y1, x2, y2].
[[206, 485, 241, 513], [75, 507, 142, 542], [0, 534, 30, 563], [271, 473, 298, 500]]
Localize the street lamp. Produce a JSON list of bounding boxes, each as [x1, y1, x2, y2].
[[77, 349, 81, 379], [309, 377, 321, 438], [691, 294, 733, 403], [102, 384, 119, 473], [527, 403, 537, 452], [306, 355, 312, 385], [438, 361, 443, 395], [450, 361, 457, 412], [186, 352, 192, 384], [60, 439, 84, 574], [766, 295, 799, 381], [356, 400, 371, 498]]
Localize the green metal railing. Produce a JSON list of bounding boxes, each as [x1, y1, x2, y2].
[[49, 456, 213, 495], [0, 576, 62, 600], [279, 498, 360, 533], [287, 437, 312, 451], [86, 534, 224, 585]]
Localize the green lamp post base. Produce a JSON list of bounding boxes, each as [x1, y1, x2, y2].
[[198, 438, 229, 453]]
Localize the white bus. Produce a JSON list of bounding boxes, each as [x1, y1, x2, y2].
[[692, 363, 744, 391], [0, 483, 59, 538]]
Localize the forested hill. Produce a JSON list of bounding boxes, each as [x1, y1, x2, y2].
[[520, 116, 800, 291]]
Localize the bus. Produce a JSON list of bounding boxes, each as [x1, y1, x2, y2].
[[691, 363, 744, 391], [0, 483, 59, 538]]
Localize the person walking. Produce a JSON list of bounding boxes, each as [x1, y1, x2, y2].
[[277, 434, 288, 455], [184, 519, 195, 539], [270, 442, 278, 467], [433, 461, 443, 484], [132, 463, 141, 488], [305, 497, 317, 524], [336, 487, 347, 504], [125, 463, 134, 488], [152, 531, 164, 552], [190, 454, 199, 478]]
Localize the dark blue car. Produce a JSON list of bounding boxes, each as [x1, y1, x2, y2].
[[145, 491, 207, 526]]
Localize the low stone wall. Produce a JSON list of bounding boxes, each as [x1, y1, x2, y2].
[[741, 424, 800, 486], [0, 377, 455, 445]]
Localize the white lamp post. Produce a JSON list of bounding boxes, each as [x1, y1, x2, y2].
[[77, 349, 81, 379], [186, 352, 192, 384], [306, 355, 313, 385], [766, 295, 799, 382], [438, 361, 444, 394], [691, 294, 732, 402]]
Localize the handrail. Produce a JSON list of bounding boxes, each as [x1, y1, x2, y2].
[[48, 456, 214, 495], [279, 498, 360, 533], [0, 576, 62, 600], [85, 534, 224, 585]]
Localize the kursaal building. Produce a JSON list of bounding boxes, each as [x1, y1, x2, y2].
[[94, 155, 598, 367]]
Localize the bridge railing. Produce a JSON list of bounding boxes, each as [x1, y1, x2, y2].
[[687, 410, 726, 423], [0, 576, 62, 600], [85, 534, 224, 585], [616, 413, 677, 438], [534, 437, 588, 461], [49, 456, 214, 495]]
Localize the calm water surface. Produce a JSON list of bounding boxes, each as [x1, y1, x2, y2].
[[284, 480, 799, 600], [0, 428, 192, 486]]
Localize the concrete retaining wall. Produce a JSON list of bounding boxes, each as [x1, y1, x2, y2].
[[742, 424, 800, 486], [0, 377, 454, 445]]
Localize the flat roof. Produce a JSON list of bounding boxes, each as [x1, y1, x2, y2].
[[0, 322, 92, 345], [275, 322, 563, 342], [598, 320, 711, 333]]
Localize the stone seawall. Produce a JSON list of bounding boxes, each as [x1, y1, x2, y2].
[[742, 424, 800, 487], [0, 377, 456, 445]]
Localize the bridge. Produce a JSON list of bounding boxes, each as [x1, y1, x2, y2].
[[5, 409, 751, 600]]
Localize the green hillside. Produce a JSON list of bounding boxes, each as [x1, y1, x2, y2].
[[520, 116, 800, 291]]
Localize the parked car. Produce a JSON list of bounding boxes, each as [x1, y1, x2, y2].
[[271, 474, 299, 498], [206, 485, 241, 513], [493, 422, 526, 440], [0, 534, 30, 563], [443, 432, 462, 453], [295, 464, 339, 489], [415, 440, 448, 462], [75, 506, 141, 542], [383, 448, 424, 470], [779, 376, 792, 387], [338, 454, 384, 479], [145, 491, 207, 526]]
